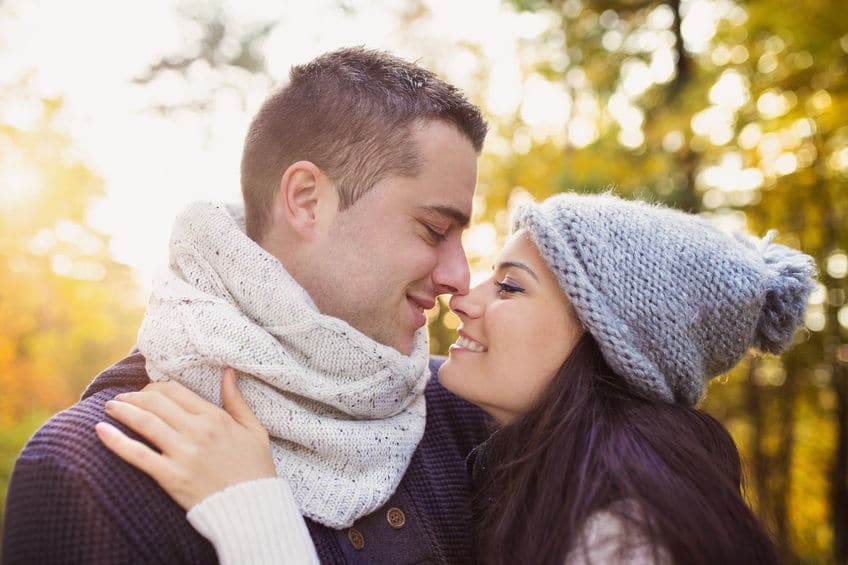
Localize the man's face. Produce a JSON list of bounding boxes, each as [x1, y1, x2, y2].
[[308, 120, 478, 355]]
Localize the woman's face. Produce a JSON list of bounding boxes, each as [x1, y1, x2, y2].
[[438, 230, 583, 423]]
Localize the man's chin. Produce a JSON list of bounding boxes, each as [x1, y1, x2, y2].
[[389, 328, 418, 357], [360, 325, 415, 356], [393, 335, 416, 356]]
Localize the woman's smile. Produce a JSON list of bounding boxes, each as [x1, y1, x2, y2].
[[451, 332, 488, 353]]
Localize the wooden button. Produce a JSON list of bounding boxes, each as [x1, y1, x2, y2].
[[386, 507, 406, 529], [347, 527, 365, 550]]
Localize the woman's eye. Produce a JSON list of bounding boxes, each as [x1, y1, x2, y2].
[[495, 280, 525, 295]]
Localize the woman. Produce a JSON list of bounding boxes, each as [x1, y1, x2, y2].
[[97, 192, 814, 564]]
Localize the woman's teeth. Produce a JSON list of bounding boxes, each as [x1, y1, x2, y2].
[[456, 335, 487, 352]]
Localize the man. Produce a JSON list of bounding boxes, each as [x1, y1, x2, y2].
[[2, 47, 489, 563]]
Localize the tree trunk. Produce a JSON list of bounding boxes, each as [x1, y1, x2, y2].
[[745, 360, 771, 524], [666, 0, 699, 213], [829, 315, 848, 564], [773, 354, 798, 553]]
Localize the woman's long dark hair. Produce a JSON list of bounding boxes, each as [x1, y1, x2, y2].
[[472, 334, 780, 564]]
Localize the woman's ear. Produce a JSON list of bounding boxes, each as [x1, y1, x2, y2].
[[276, 160, 339, 239]]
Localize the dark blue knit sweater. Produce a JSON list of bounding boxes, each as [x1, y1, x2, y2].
[[2, 353, 489, 564]]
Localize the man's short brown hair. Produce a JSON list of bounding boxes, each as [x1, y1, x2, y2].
[[240, 47, 488, 241]]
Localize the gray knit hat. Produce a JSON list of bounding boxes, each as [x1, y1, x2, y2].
[[511, 192, 817, 406]]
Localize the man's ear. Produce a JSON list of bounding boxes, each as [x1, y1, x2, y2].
[[276, 161, 339, 239]]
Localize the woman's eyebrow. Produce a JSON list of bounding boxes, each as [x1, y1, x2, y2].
[[494, 260, 540, 283]]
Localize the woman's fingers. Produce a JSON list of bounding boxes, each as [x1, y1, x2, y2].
[[95, 421, 201, 510], [140, 380, 215, 415], [95, 421, 173, 481], [104, 399, 182, 454], [113, 388, 197, 432], [221, 368, 264, 431], [97, 371, 277, 510]]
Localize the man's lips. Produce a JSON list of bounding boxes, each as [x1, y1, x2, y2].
[[407, 295, 436, 311], [407, 295, 435, 328]]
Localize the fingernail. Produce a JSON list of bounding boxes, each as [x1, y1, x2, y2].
[[95, 422, 116, 437], [105, 400, 120, 411], [114, 393, 126, 400]]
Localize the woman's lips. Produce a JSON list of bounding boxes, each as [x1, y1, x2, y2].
[[449, 330, 488, 352]]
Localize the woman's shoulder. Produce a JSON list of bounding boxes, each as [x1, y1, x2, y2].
[[565, 500, 671, 565]]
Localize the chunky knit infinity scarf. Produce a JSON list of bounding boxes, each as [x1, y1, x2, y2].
[[137, 202, 429, 529]]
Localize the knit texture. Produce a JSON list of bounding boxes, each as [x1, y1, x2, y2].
[[2, 353, 490, 564], [187, 478, 319, 565], [512, 192, 816, 406], [137, 201, 430, 529]]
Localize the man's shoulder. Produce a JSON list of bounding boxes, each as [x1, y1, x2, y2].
[[18, 352, 150, 475], [81, 349, 150, 399], [3, 352, 216, 564]]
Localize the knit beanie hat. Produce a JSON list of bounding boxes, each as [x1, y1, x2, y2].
[[511, 192, 816, 406]]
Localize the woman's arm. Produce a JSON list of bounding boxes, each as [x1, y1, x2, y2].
[[95, 369, 319, 564], [187, 477, 319, 565]]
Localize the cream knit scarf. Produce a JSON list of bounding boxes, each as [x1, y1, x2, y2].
[[137, 202, 429, 529]]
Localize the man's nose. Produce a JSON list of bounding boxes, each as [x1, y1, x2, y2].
[[432, 238, 470, 295]]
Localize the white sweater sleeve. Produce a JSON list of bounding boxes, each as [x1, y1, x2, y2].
[[565, 502, 671, 565], [187, 477, 320, 565]]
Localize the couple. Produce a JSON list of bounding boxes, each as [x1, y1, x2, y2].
[[2, 48, 813, 564]]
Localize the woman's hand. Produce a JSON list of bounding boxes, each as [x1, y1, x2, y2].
[[95, 368, 277, 510]]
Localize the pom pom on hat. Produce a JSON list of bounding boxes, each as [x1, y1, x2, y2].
[[747, 231, 818, 353], [512, 192, 816, 406]]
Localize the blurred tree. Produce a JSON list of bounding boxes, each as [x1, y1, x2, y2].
[[131, 2, 275, 115], [0, 81, 144, 533]]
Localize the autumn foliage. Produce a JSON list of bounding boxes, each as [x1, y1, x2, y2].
[[0, 91, 143, 532]]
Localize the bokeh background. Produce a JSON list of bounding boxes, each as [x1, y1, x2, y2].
[[1, 0, 846, 561]]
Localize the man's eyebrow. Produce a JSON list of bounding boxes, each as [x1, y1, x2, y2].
[[494, 260, 541, 283], [418, 205, 471, 228]]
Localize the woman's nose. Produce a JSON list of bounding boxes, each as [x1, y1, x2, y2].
[[448, 283, 486, 319]]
